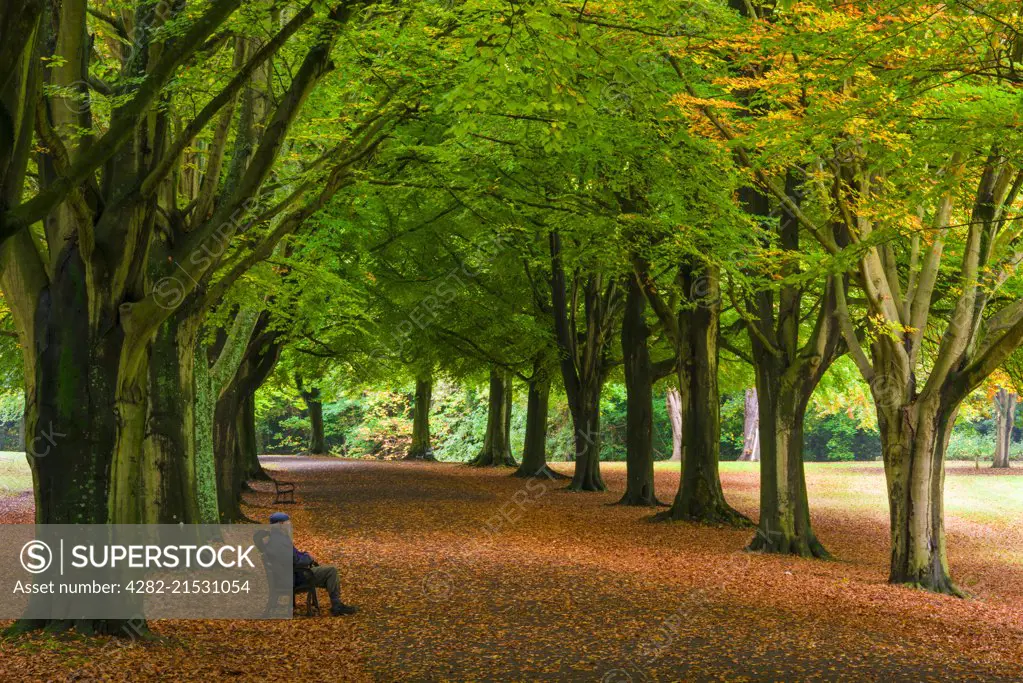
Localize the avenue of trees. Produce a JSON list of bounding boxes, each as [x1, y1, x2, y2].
[[3, 0, 1023, 632]]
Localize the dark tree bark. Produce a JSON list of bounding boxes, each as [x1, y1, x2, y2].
[[739, 388, 760, 462], [639, 263, 748, 525], [297, 375, 327, 455], [736, 177, 844, 556], [307, 394, 326, 455], [514, 375, 552, 476], [618, 276, 669, 506], [2, 4, 378, 636], [549, 231, 619, 491], [214, 388, 242, 522], [514, 362, 568, 479], [142, 310, 203, 524], [470, 368, 517, 467], [993, 387, 1016, 468], [215, 316, 281, 521], [666, 388, 683, 463], [748, 287, 842, 558], [239, 392, 269, 481], [405, 375, 435, 460]]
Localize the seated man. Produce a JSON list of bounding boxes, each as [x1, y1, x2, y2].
[[269, 512, 357, 616]]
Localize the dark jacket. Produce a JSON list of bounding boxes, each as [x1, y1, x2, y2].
[[293, 546, 315, 586]]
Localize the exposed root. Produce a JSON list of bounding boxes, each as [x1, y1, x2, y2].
[[5, 618, 158, 639], [654, 500, 752, 527], [746, 529, 832, 560], [614, 492, 665, 507], [565, 476, 606, 492], [890, 574, 967, 598], [468, 450, 518, 467], [512, 464, 570, 480], [403, 448, 437, 462]]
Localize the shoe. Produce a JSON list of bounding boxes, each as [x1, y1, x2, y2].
[[330, 603, 358, 616]]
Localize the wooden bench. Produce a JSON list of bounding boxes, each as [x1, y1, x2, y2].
[[273, 479, 296, 504]]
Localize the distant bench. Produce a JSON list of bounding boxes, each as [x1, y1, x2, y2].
[[272, 478, 295, 504]]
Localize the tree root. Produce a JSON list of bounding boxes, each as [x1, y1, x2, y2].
[[746, 529, 832, 560], [890, 574, 968, 598], [403, 449, 437, 462], [4, 618, 159, 639], [468, 450, 518, 467], [653, 499, 752, 527], [613, 492, 666, 507], [512, 464, 570, 480]]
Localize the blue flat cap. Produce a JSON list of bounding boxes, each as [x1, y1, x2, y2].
[[269, 512, 290, 524]]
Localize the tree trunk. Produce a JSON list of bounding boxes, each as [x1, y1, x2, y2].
[[193, 344, 220, 524], [140, 312, 202, 524], [405, 375, 435, 460], [307, 391, 326, 454], [658, 266, 747, 525], [739, 388, 760, 462], [549, 231, 616, 491], [878, 398, 963, 595], [26, 295, 122, 525], [214, 387, 245, 523], [192, 307, 260, 523], [666, 388, 683, 463], [619, 276, 659, 505], [8, 249, 154, 636], [993, 387, 1015, 468], [747, 360, 828, 557], [296, 375, 327, 455], [239, 392, 268, 481], [565, 378, 604, 490], [514, 373, 566, 478], [470, 368, 517, 467], [214, 316, 281, 521]]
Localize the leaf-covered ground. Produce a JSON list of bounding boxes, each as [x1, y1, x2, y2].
[[1, 457, 1022, 681]]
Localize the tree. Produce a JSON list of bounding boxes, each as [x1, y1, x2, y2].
[[687, 0, 1023, 591], [992, 388, 1016, 469], [405, 373, 435, 461], [297, 375, 327, 455], [618, 275, 674, 505], [469, 368, 517, 467], [665, 388, 683, 463], [514, 357, 565, 479], [739, 389, 759, 462]]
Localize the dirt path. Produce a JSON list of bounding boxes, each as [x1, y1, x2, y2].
[[1, 457, 1022, 681]]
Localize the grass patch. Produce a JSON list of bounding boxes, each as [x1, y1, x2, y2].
[[0, 451, 32, 497]]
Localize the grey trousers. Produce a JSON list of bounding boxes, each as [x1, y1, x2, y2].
[[309, 565, 341, 600]]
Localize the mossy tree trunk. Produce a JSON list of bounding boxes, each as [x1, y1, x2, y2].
[[193, 306, 261, 522], [739, 179, 844, 556], [142, 308, 203, 524], [405, 375, 435, 460], [619, 276, 673, 505], [876, 395, 962, 594], [993, 387, 1015, 468], [470, 368, 517, 467], [641, 264, 748, 525]]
